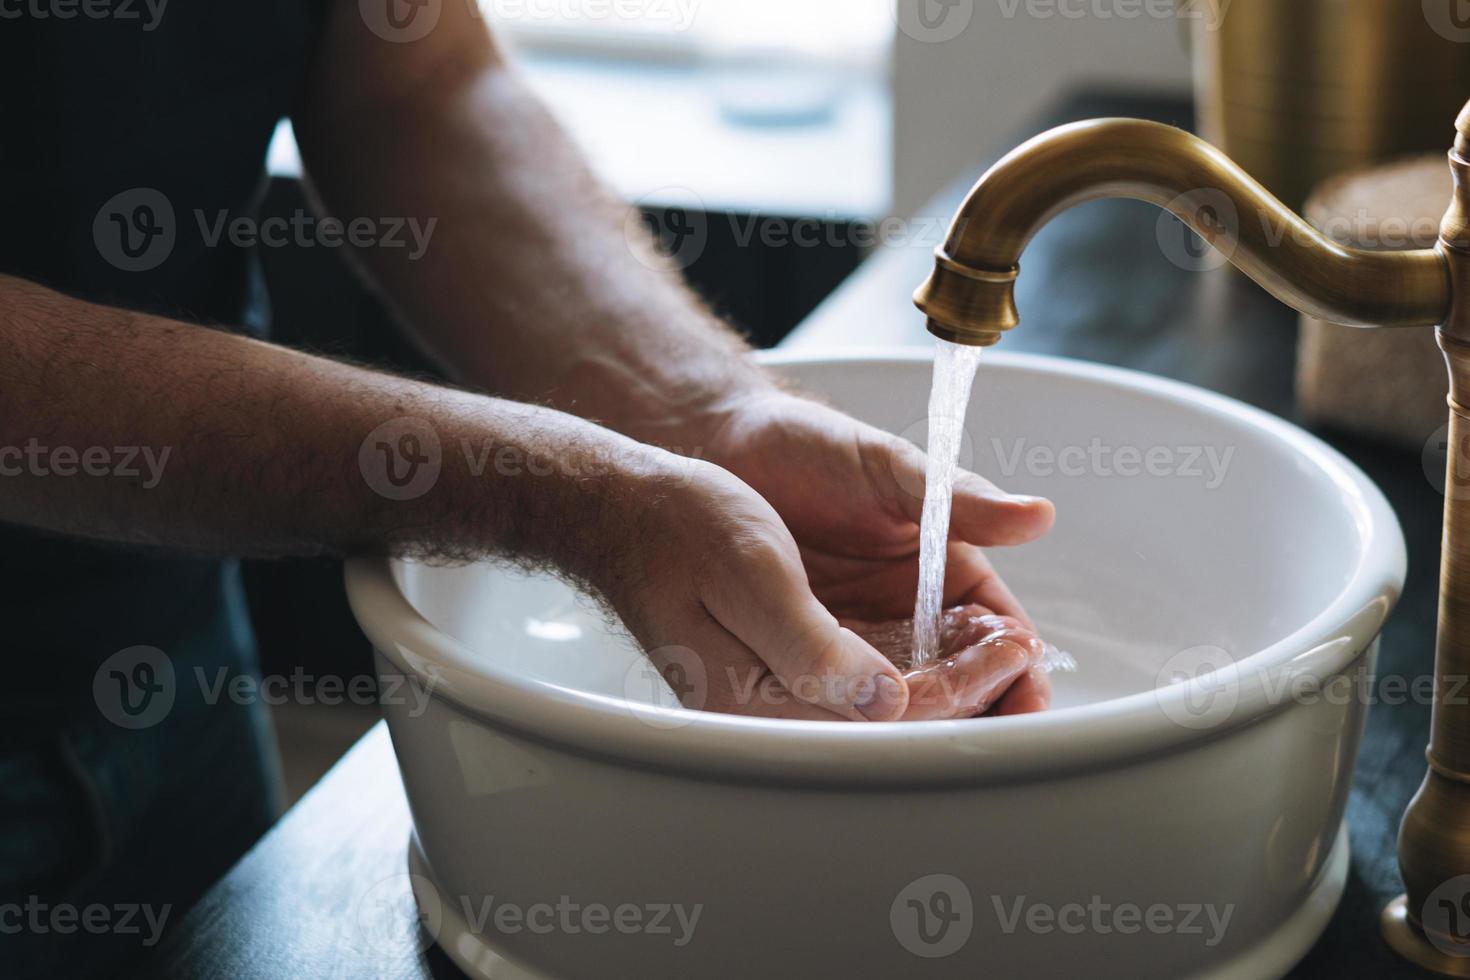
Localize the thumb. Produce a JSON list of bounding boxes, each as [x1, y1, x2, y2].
[[949, 470, 1054, 547], [701, 537, 911, 722], [886, 438, 1054, 546]]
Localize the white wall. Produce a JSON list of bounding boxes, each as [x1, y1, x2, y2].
[[892, 0, 1193, 216]]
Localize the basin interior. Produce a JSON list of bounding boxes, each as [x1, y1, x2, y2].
[[394, 353, 1379, 714]]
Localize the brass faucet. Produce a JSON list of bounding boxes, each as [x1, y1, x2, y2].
[[915, 101, 1470, 975]]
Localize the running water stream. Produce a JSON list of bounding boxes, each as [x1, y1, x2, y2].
[[912, 339, 984, 667], [910, 340, 1078, 678]]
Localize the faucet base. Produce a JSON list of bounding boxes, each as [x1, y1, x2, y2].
[[1381, 895, 1470, 976]]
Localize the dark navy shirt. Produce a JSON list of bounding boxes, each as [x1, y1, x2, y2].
[[0, 1, 329, 729]]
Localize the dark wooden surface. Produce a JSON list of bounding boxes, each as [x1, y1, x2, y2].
[[132, 91, 1444, 979]]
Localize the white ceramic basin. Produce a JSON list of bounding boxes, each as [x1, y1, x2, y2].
[[347, 350, 1405, 980]]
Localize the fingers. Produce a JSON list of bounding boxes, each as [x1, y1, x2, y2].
[[989, 667, 1053, 716], [701, 538, 910, 722], [947, 547, 1034, 628], [902, 636, 1032, 720], [645, 612, 852, 722], [948, 470, 1055, 547], [880, 436, 1053, 547], [900, 609, 1053, 719]]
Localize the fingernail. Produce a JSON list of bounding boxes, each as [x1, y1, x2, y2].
[[856, 674, 906, 721]]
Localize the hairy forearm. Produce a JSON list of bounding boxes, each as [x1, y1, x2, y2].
[[0, 275, 659, 578], [294, 12, 775, 449]]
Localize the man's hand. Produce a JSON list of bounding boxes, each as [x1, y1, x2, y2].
[[702, 391, 1055, 625], [702, 390, 1055, 718], [598, 390, 1057, 722], [844, 606, 1054, 719], [594, 456, 911, 722]]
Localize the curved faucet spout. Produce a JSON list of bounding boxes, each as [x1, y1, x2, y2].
[[914, 117, 1452, 346]]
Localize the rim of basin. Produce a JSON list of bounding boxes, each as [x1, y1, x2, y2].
[[346, 349, 1407, 789]]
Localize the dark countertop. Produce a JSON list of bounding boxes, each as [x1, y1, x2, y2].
[[133, 91, 1444, 979]]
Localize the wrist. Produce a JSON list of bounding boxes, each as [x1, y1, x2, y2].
[[583, 343, 783, 456]]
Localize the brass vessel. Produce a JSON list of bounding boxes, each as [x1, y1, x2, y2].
[[914, 101, 1470, 973], [1192, 0, 1470, 209]]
